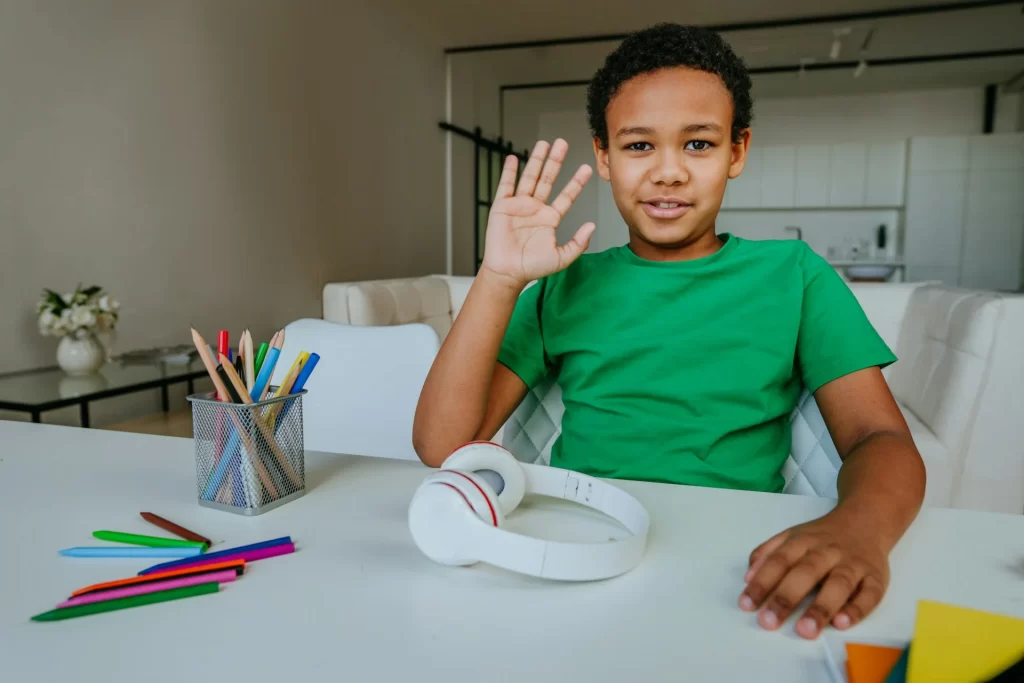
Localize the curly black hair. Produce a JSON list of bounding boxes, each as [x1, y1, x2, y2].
[[587, 23, 753, 148]]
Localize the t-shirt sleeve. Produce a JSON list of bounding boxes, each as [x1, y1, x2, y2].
[[496, 279, 551, 388], [796, 246, 898, 393]]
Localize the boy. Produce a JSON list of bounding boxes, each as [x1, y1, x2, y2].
[[413, 23, 925, 640]]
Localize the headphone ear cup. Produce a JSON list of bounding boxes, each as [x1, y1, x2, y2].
[[441, 442, 526, 515], [421, 470, 505, 528], [408, 481, 484, 567]]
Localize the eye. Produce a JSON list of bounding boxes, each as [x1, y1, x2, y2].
[[685, 140, 714, 152], [624, 142, 653, 152]]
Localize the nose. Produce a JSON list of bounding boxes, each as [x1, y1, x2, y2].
[[649, 148, 689, 186]]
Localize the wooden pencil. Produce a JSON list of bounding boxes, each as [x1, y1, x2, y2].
[[243, 330, 255, 393], [219, 354, 300, 490], [191, 329, 278, 500]]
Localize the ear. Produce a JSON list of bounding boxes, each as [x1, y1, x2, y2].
[[593, 137, 611, 181], [728, 129, 752, 180]]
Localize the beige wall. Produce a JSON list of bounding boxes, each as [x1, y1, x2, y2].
[[0, 0, 445, 382]]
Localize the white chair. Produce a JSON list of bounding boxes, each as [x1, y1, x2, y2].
[[321, 275, 1024, 514], [270, 318, 439, 460]]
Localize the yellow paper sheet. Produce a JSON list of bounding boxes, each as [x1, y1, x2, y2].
[[908, 600, 1024, 683]]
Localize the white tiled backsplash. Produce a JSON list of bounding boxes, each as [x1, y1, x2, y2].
[[716, 209, 902, 262]]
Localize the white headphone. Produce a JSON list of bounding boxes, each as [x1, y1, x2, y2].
[[408, 442, 651, 581]]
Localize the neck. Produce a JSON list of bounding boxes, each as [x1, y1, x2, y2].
[[627, 227, 724, 262]]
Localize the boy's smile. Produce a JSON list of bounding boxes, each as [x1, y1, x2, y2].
[[593, 66, 751, 261]]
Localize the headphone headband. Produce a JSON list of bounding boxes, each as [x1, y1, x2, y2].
[[409, 443, 650, 581]]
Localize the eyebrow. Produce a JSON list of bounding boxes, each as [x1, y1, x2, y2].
[[615, 123, 724, 138]]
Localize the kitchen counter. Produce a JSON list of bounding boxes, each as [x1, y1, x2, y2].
[[827, 260, 906, 267]]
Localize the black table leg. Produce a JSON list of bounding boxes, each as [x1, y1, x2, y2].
[[161, 383, 170, 412], [31, 411, 41, 424], [80, 402, 90, 428]]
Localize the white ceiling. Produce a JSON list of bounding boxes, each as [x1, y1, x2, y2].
[[427, 0, 1024, 97]]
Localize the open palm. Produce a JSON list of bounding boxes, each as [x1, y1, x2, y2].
[[481, 139, 596, 286]]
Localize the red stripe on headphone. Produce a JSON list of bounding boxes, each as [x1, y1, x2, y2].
[[447, 471, 498, 526]]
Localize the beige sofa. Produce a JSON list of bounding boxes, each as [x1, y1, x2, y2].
[[322, 275, 1024, 514]]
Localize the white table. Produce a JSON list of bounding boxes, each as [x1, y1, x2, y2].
[[2, 421, 1023, 682]]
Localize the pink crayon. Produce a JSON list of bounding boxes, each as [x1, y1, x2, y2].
[[56, 570, 238, 609]]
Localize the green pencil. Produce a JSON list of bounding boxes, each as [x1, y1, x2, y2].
[[93, 530, 208, 550], [253, 342, 270, 377], [31, 582, 219, 622]]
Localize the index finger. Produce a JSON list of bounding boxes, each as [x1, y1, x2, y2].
[[495, 155, 520, 199]]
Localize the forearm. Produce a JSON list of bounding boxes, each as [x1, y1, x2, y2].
[[412, 268, 524, 466], [831, 432, 926, 551]]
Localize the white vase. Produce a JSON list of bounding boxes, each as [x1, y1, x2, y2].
[[57, 334, 105, 376]]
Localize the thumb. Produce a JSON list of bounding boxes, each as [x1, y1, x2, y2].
[[556, 222, 596, 268]]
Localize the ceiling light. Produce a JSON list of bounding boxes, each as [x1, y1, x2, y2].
[[830, 27, 852, 61], [854, 60, 868, 78]]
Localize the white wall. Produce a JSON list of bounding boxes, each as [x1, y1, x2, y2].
[[0, 0, 445, 425]]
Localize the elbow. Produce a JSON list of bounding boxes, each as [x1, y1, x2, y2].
[[411, 422, 446, 469]]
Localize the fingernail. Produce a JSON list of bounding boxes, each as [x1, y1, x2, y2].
[[744, 569, 753, 583], [834, 614, 851, 630], [761, 610, 778, 629], [739, 595, 755, 611], [798, 618, 818, 637]]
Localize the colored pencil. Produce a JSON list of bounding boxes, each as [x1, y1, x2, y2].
[[92, 531, 207, 550], [31, 582, 219, 621], [58, 570, 237, 609], [253, 341, 270, 377], [273, 352, 319, 435], [250, 330, 283, 401], [139, 542, 295, 576], [216, 352, 296, 491], [191, 328, 272, 502], [243, 330, 255, 393], [139, 537, 293, 575], [139, 512, 211, 547], [59, 546, 204, 558], [71, 559, 244, 597]]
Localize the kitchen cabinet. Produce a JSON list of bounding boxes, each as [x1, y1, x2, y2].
[[723, 147, 762, 208], [760, 146, 796, 207], [828, 144, 868, 207], [794, 145, 830, 208], [865, 142, 907, 207], [959, 169, 1024, 291], [903, 132, 1024, 291], [904, 171, 967, 282]]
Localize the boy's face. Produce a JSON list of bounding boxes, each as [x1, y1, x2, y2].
[[593, 66, 750, 255]]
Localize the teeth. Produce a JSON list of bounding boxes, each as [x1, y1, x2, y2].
[[654, 202, 680, 209]]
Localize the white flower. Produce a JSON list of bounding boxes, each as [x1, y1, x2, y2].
[[62, 292, 74, 305], [98, 295, 111, 311], [70, 305, 96, 329]]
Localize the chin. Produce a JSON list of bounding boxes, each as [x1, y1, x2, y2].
[[635, 223, 700, 248]]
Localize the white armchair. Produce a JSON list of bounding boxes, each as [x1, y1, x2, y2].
[[320, 275, 1024, 515]]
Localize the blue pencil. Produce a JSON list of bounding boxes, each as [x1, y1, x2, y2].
[[273, 353, 319, 435], [138, 536, 292, 575], [60, 546, 205, 559]]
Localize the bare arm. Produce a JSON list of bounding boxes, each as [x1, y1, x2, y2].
[[412, 138, 595, 467], [740, 367, 926, 639], [412, 272, 530, 466]]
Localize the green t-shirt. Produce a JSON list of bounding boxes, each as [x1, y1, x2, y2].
[[497, 233, 896, 493]]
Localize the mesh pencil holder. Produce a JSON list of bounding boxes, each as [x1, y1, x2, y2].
[[187, 388, 307, 516]]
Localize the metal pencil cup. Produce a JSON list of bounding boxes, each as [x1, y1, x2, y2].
[[187, 388, 307, 516]]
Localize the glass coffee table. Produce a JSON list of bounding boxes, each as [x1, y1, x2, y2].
[[0, 358, 207, 428]]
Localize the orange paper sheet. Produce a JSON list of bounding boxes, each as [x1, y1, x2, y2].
[[846, 643, 905, 683]]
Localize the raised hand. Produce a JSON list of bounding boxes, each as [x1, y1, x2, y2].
[[480, 139, 596, 287]]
